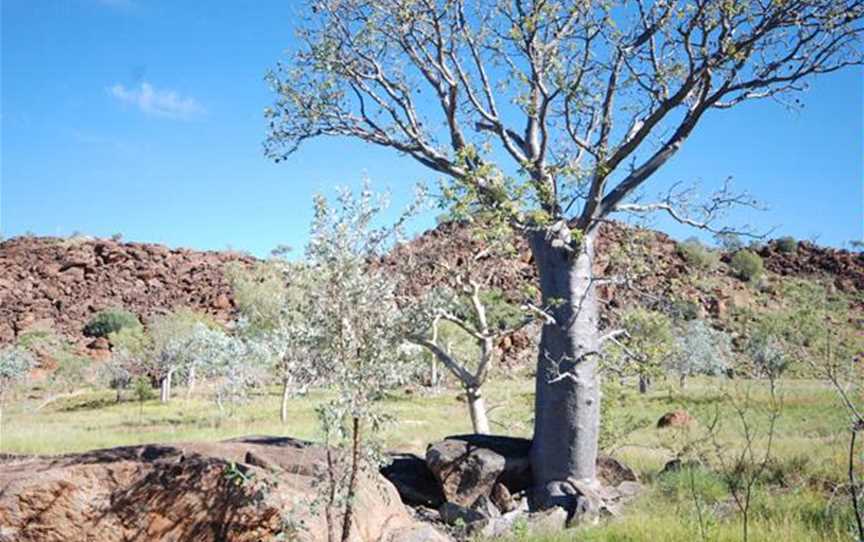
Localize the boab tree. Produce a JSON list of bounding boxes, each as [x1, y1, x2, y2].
[[266, 0, 864, 509]]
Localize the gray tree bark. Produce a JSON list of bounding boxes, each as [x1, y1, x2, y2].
[[639, 375, 650, 394], [529, 229, 601, 510], [467, 387, 491, 435]]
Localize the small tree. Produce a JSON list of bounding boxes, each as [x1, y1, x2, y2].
[[104, 326, 152, 402], [148, 309, 219, 403], [133, 375, 155, 422], [197, 328, 269, 419], [305, 186, 417, 542], [611, 308, 676, 393], [409, 281, 541, 434], [0, 346, 35, 450], [669, 320, 733, 387], [230, 261, 320, 424]]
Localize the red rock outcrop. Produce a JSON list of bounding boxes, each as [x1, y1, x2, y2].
[[0, 436, 448, 542], [0, 236, 255, 346]]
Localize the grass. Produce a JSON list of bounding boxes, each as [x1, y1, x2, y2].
[[2, 374, 859, 541]]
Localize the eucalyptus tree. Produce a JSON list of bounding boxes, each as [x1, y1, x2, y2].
[[266, 0, 864, 507], [230, 261, 321, 424], [669, 319, 732, 387], [0, 346, 35, 450], [305, 186, 418, 542], [155, 309, 223, 402], [609, 308, 676, 394]]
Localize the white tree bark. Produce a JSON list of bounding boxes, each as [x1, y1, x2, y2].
[[280, 378, 291, 424], [160, 371, 173, 403], [467, 388, 490, 435]]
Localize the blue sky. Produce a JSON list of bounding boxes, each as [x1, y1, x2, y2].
[[2, 0, 862, 257]]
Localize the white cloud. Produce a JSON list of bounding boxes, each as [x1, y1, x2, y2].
[[108, 82, 206, 120]]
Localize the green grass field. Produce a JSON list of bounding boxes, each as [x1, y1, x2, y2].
[[2, 375, 860, 541]]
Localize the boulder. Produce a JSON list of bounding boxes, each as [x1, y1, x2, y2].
[[381, 453, 445, 508], [657, 409, 695, 428], [596, 454, 639, 485], [426, 434, 532, 508], [0, 436, 449, 542]]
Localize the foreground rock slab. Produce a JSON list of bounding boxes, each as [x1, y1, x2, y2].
[[0, 436, 448, 542]]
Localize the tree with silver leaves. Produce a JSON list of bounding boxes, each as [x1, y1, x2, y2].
[[305, 185, 419, 542], [669, 319, 733, 387], [231, 261, 322, 424], [266, 0, 864, 508]]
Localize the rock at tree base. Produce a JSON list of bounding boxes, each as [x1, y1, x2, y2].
[[425, 434, 638, 513], [0, 436, 449, 542], [425, 434, 532, 507], [381, 452, 446, 508]]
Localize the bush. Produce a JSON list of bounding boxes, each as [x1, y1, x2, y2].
[[84, 309, 141, 338], [668, 298, 702, 321], [776, 236, 797, 253], [677, 238, 719, 271], [730, 250, 764, 281]]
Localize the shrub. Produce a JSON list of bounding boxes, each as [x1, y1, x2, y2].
[[677, 237, 719, 271], [730, 250, 764, 281], [775, 236, 797, 253], [668, 298, 702, 321], [84, 309, 141, 338], [226, 262, 287, 333]]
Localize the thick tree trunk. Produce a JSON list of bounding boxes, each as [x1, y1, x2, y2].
[[467, 387, 490, 435], [280, 378, 291, 424], [529, 229, 601, 510]]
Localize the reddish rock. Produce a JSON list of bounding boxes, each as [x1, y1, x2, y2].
[[657, 410, 695, 429], [87, 337, 111, 350], [0, 436, 449, 542], [0, 236, 255, 348], [212, 294, 232, 310]]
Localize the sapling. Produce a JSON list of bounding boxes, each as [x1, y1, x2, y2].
[[304, 185, 419, 542]]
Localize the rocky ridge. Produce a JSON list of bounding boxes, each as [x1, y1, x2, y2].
[[0, 236, 254, 347], [2, 226, 862, 358]]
